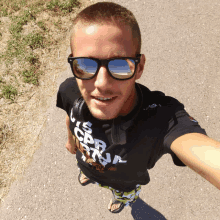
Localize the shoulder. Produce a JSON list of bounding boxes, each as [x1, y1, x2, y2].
[[58, 77, 80, 94], [56, 77, 82, 115], [136, 83, 184, 117], [58, 77, 81, 99]]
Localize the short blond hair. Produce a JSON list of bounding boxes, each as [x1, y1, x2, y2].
[[70, 2, 141, 55]]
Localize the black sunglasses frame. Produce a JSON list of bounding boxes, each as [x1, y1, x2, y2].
[[68, 54, 142, 80]]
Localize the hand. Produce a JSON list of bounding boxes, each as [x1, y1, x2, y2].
[[65, 138, 77, 154]]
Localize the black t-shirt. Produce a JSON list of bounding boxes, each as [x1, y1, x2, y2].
[[56, 77, 207, 191]]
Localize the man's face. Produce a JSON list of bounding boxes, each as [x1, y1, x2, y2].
[[71, 23, 145, 120]]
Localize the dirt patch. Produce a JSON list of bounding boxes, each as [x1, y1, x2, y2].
[[0, 0, 96, 206]]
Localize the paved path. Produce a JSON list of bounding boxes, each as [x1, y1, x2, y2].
[[1, 0, 220, 219]]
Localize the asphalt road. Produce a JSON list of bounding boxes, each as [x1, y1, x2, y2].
[[1, 0, 220, 219]]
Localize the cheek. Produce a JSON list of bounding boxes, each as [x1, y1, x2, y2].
[[77, 81, 93, 96], [121, 80, 135, 95], [117, 87, 131, 103]]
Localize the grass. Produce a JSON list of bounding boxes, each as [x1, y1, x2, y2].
[[47, 0, 81, 14], [21, 67, 41, 85], [26, 53, 40, 65], [0, 0, 81, 102], [9, 10, 36, 34], [24, 32, 45, 50], [0, 0, 85, 206], [37, 21, 47, 31], [1, 85, 18, 101], [0, 0, 43, 17]]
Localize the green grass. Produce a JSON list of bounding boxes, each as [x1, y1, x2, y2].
[[54, 18, 62, 29], [0, 0, 33, 17], [37, 21, 47, 31], [26, 53, 40, 65], [9, 10, 36, 34], [24, 32, 45, 50], [1, 8, 8, 17], [21, 67, 41, 86], [5, 35, 23, 63], [0, 77, 5, 85], [47, 0, 80, 14], [4, 32, 44, 64], [0, 0, 81, 101], [1, 85, 18, 101]]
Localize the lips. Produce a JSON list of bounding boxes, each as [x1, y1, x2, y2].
[[96, 97, 113, 100], [92, 96, 117, 104], [93, 95, 114, 98], [92, 96, 116, 100]]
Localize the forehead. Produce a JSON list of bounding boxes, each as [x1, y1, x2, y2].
[[71, 23, 136, 58]]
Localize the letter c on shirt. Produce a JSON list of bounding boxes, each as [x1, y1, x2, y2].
[[74, 127, 84, 142]]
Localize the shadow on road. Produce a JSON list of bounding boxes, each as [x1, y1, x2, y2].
[[129, 197, 167, 220]]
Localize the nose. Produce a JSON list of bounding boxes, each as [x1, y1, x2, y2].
[[94, 65, 115, 89]]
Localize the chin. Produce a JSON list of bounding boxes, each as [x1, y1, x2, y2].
[[90, 109, 117, 120], [93, 113, 115, 120]]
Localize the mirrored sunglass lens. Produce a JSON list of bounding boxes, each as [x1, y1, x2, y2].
[[109, 59, 135, 79], [72, 58, 97, 78]]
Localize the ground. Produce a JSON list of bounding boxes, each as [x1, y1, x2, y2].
[[0, 0, 96, 205]]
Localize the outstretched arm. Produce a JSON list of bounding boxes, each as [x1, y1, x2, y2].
[[171, 133, 220, 190]]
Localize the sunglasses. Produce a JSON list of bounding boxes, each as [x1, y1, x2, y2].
[[68, 54, 142, 80]]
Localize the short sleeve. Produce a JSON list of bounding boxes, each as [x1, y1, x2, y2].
[[163, 109, 207, 166], [56, 77, 81, 116]]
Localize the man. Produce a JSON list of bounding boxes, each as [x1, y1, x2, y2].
[[56, 2, 220, 214]]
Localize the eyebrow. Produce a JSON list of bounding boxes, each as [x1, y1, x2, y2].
[[88, 55, 127, 59], [109, 55, 125, 58], [108, 53, 127, 58]]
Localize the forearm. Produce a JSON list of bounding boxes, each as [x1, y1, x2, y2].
[[171, 133, 220, 191], [65, 115, 77, 154], [206, 170, 220, 190], [188, 144, 220, 190], [66, 115, 73, 140]]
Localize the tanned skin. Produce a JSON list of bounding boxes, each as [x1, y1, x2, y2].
[[65, 115, 77, 154]]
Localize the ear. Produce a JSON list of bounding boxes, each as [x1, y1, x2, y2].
[[135, 54, 146, 80]]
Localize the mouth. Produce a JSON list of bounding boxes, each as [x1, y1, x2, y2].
[[92, 96, 117, 104]]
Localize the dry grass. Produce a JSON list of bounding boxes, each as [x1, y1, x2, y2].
[[0, 0, 96, 206]]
